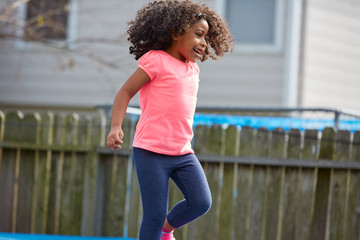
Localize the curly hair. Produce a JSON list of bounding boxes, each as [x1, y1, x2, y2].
[[127, 0, 234, 61]]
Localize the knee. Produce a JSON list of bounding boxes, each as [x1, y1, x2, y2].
[[193, 194, 212, 216]]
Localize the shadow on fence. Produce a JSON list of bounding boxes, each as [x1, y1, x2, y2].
[[0, 109, 359, 240]]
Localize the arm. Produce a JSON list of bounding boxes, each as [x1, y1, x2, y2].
[[107, 68, 150, 149]]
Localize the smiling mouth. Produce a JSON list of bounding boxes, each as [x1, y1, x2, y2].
[[193, 48, 204, 57]]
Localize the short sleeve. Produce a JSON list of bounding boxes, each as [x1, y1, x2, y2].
[[138, 50, 161, 80]]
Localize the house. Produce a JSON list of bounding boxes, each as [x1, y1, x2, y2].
[[0, 0, 360, 112]]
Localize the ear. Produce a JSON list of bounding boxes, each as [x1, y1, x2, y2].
[[171, 28, 179, 41]]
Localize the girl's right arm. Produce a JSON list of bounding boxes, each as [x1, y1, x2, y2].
[[107, 68, 150, 150]]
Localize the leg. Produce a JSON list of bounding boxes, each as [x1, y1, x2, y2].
[[133, 148, 171, 240], [166, 154, 212, 229], [163, 218, 176, 232]]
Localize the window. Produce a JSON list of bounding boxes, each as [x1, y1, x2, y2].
[[217, 0, 284, 52], [25, 0, 69, 41], [15, 0, 78, 48]]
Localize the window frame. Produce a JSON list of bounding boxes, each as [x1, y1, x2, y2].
[[15, 0, 79, 50], [215, 0, 285, 54]]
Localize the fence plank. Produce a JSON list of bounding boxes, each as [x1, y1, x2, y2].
[[265, 128, 286, 240], [255, 127, 270, 158], [281, 129, 301, 240], [97, 115, 137, 237], [0, 111, 23, 232], [101, 117, 135, 237], [335, 130, 351, 162], [16, 113, 41, 233], [188, 124, 210, 239], [294, 168, 316, 240], [233, 126, 255, 240], [201, 161, 222, 239], [169, 179, 186, 240], [303, 129, 319, 160], [128, 161, 141, 239], [193, 125, 210, 155], [99, 116, 132, 237], [287, 129, 302, 159], [45, 113, 69, 234], [249, 165, 266, 240], [189, 125, 223, 240], [269, 128, 286, 159], [224, 125, 240, 156], [293, 129, 318, 240], [249, 128, 269, 240], [58, 113, 84, 235], [121, 115, 133, 151], [328, 130, 351, 240], [101, 154, 128, 237], [233, 164, 252, 240], [344, 131, 360, 239], [0, 111, 5, 173], [81, 114, 101, 236], [73, 116, 89, 234], [218, 126, 239, 240], [239, 126, 255, 157], [0, 110, 4, 182], [311, 127, 335, 239], [33, 112, 53, 234], [352, 131, 360, 161]]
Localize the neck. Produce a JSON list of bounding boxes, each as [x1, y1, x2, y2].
[[165, 46, 187, 63]]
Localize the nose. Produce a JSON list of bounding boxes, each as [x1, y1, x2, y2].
[[200, 37, 207, 47]]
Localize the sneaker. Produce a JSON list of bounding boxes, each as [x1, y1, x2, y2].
[[161, 231, 176, 240]]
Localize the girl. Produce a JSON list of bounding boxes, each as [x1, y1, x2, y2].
[[107, 1, 234, 239]]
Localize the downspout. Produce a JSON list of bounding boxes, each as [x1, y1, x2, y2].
[[283, 0, 304, 107]]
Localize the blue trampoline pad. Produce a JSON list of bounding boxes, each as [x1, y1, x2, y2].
[[193, 113, 360, 132], [0, 233, 137, 240]]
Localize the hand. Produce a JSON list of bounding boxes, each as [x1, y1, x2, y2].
[[107, 127, 124, 150]]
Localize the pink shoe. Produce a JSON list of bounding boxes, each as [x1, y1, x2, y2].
[[161, 231, 176, 240]]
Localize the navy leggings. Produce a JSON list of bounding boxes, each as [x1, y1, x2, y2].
[[133, 147, 212, 240]]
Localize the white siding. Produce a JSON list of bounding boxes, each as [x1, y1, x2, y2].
[[0, 0, 141, 109], [198, 54, 285, 107], [301, 0, 360, 111], [0, 0, 288, 109]]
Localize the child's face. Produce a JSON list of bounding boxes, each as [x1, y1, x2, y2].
[[169, 19, 209, 63]]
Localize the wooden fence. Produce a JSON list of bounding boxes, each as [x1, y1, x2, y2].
[[0, 109, 359, 240]]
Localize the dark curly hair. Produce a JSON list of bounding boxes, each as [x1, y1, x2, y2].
[[127, 0, 234, 61]]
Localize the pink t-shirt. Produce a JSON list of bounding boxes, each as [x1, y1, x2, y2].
[[132, 50, 200, 155]]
